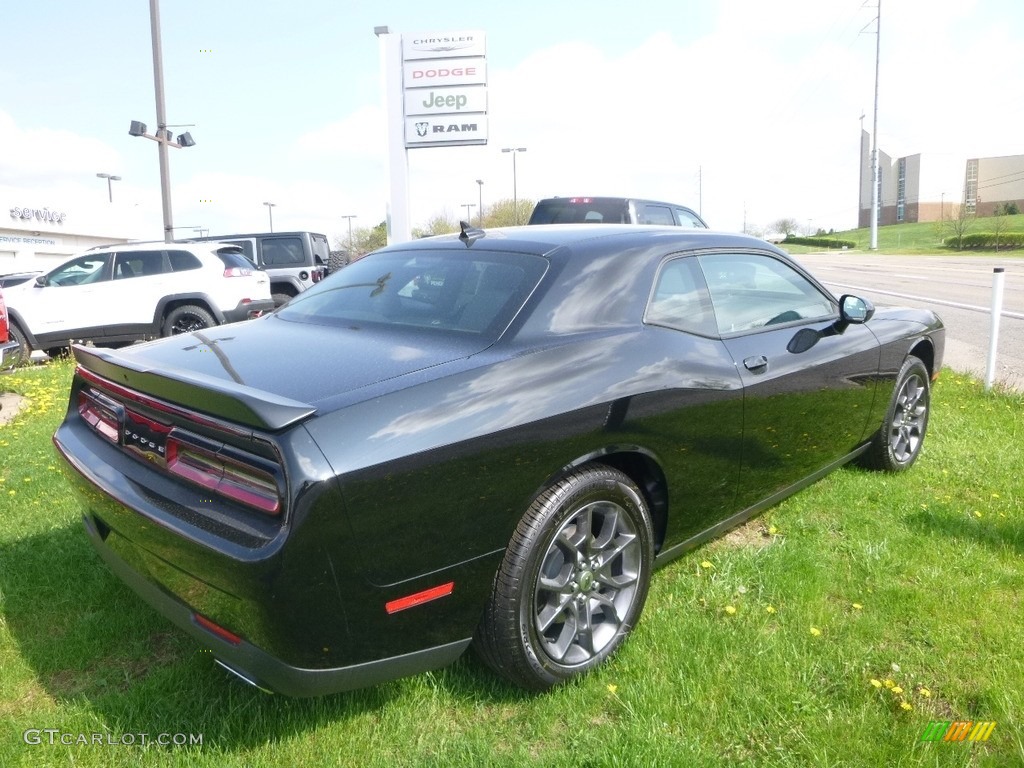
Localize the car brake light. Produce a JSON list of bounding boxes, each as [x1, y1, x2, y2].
[[165, 432, 282, 515], [568, 197, 593, 204], [78, 391, 121, 443], [223, 267, 253, 277]]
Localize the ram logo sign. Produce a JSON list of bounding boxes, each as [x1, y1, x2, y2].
[[404, 117, 488, 147]]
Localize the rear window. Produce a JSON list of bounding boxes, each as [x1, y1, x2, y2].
[[215, 249, 256, 271], [528, 198, 630, 224], [278, 249, 547, 337]]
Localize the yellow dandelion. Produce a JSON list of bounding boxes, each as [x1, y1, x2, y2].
[[765, 605, 776, 614], [900, 701, 913, 711], [852, 603, 863, 610], [700, 561, 713, 569], [991, 493, 1000, 499], [919, 687, 931, 698], [7, 490, 14, 496], [809, 626, 821, 636], [870, 679, 883, 688], [883, 679, 895, 689], [768, 525, 779, 535], [725, 605, 737, 615], [607, 684, 618, 694], [891, 686, 903, 695], [973, 511, 982, 519]]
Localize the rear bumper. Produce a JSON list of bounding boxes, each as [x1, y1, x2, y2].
[[80, 512, 470, 697], [222, 299, 275, 324]]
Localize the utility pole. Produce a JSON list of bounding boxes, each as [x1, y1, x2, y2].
[[869, 0, 881, 250]]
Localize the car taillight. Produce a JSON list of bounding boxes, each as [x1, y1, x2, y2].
[[312, 267, 325, 282], [223, 267, 253, 277], [568, 197, 594, 204], [165, 432, 282, 515], [78, 390, 121, 444]]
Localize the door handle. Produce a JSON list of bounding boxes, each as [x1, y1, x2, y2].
[[743, 355, 768, 372]]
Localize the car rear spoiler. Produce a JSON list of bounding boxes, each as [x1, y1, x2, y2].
[[72, 344, 317, 432]]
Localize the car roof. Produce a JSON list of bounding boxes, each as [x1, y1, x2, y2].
[[386, 224, 776, 257]]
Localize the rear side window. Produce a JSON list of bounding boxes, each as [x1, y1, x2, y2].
[[262, 238, 304, 266], [637, 205, 674, 225], [115, 251, 167, 279], [674, 208, 706, 228], [645, 257, 717, 336], [169, 251, 202, 271]]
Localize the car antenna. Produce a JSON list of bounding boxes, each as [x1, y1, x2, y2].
[[459, 221, 486, 247]]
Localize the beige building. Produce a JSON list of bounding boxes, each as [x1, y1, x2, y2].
[[858, 131, 1023, 227]]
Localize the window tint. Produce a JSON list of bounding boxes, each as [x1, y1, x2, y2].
[[262, 238, 304, 266], [169, 250, 202, 271], [698, 253, 835, 334], [47, 254, 110, 287], [115, 250, 166, 279], [280, 250, 547, 337], [637, 205, 675, 225], [645, 257, 717, 336], [218, 239, 256, 263]]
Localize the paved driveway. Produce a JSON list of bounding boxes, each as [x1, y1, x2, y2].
[[794, 252, 1024, 391]]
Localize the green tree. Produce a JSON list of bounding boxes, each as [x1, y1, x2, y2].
[[946, 204, 974, 250], [333, 221, 388, 261], [412, 212, 458, 238], [483, 198, 535, 227]]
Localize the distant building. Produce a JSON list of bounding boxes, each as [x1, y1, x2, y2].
[[858, 130, 1024, 227]]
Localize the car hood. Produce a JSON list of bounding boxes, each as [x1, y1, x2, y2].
[[74, 314, 490, 430]]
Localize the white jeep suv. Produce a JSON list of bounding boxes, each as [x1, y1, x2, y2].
[[3, 242, 273, 364]]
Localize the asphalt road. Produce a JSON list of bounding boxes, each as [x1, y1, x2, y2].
[[793, 252, 1024, 391]]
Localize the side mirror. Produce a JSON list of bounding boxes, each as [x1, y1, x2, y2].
[[839, 294, 874, 324], [34, 274, 49, 287]]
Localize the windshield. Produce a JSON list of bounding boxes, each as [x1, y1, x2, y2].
[[278, 249, 547, 338]]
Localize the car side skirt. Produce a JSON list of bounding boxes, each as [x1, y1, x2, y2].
[[654, 443, 870, 566], [80, 512, 471, 697]]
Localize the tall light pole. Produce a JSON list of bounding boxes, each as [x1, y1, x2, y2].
[[96, 173, 121, 203], [128, 0, 197, 242], [476, 179, 484, 226], [869, 0, 881, 250], [462, 203, 476, 223], [501, 147, 527, 224], [341, 214, 357, 250], [263, 201, 276, 232]]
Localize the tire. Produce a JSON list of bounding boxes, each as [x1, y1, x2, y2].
[[861, 356, 930, 472], [271, 292, 292, 308], [6, 323, 31, 368], [162, 305, 216, 337], [474, 465, 654, 691], [327, 251, 349, 273]]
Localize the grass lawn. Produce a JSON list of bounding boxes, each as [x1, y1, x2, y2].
[[1, 360, 1021, 767], [783, 216, 1024, 255]]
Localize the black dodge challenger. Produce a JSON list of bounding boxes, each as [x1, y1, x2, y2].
[[53, 224, 944, 696]]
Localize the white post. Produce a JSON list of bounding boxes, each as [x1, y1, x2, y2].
[[376, 27, 411, 244], [984, 267, 1006, 391]]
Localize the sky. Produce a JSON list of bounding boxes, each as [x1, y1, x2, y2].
[[2, 0, 1022, 248]]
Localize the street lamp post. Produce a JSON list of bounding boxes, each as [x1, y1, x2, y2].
[[128, 0, 197, 242], [501, 147, 527, 224], [341, 214, 357, 251], [476, 179, 484, 226], [96, 173, 122, 203], [462, 203, 476, 223], [263, 202, 276, 232]]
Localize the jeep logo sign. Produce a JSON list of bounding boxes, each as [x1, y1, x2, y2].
[[404, 87, 487, 116]]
